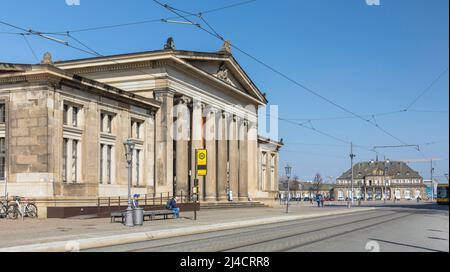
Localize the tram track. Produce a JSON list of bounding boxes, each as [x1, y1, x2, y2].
[[123, 210, 409, 252], [224, 211, 416, 252]]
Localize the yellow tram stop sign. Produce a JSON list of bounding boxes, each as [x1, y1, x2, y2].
[[196, 149, 207, 176]]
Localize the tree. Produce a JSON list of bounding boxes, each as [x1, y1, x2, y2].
[[312, 173, 323, 195], [290, 175, 300, 191]]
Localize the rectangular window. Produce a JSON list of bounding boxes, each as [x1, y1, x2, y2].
[[136, 122, 141, 139], [106, 145, 112, 184], [100, 144, 113, 184], [72, 140, 78, 182], [72, 107, 79, 127], [100, 113, 104, 133], [107, 115, 112, 134], [63, 138, 68, 182], [64, 103, 82, 128], [0, 103, 5, 123], [63, 104, 69, 126], [100, 113, 113, 134], [0, 137, 5, 180], [100, 144, 104, 184], [131, 120, 143, 139], [136, 149, 141, 186]]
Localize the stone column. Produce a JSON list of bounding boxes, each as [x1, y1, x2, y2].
[[154, 89, 175, 194], [246, 120, 258, 200], [204, 107, 217, 201], [265, 153, 272, 192], [217, 111, 229, 201], [147, 111, 156, 192], [273, 154, 279, 191], [238, 119, 248, 201], [191, 100, 204, 200], [228, 115, 239, 201], [174, 96, 191, 197]]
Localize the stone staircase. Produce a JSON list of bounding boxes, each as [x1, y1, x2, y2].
[[200, 201, 268, 210]]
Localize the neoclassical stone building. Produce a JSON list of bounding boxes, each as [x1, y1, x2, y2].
[[0, 39, 281, 204], [335, 160, 425, 200]]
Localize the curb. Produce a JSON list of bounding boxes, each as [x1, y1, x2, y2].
[[0, 207, 376, 252]]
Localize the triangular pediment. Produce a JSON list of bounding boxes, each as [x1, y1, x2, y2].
[[175, 53, 267, 104], [53, 48, 268, 105], [186, 60, 245, 91]]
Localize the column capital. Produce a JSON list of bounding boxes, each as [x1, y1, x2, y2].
[[221, 110, 231, 119], [154, 88, 176, 101], [204, 105, 219, 115], [174, 95, 191, 105], [192, 99, 206, 110]]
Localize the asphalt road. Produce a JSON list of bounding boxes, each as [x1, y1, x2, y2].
[[87, 204, 449, 252]]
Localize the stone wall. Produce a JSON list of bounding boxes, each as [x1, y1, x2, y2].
[[7, 85, 54, 193]]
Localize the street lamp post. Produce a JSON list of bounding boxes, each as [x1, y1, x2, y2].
[[285, 164, 292, 214], [348, 143, 356, 208], [124, 139, 135, 227], [384, 159, 390, 204]]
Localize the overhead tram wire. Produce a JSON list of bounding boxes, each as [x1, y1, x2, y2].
[[283, 110, 407, 122], [0, 20, 180, 87], [0, 20, 106, 57], [3, 30, 396, 174], [151, 0, 417, 148], [32, 0, 257, 35], [1, 18, 382, 161], [0, 19, 374, 157], [2, 12, 443, 164], [405, 67, 449, 111], [153, 0, 450, 167], [21, 34, 39, 63], [273, 113, 387, 157]]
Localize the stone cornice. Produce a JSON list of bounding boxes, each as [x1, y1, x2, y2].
[[62, 60, 170, 75], [0, 68, 161, 111]]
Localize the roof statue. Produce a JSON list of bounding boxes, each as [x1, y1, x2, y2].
[[164, 37, 176, 50], [41, 52, 53, 65], [219, 40, 232, 54]]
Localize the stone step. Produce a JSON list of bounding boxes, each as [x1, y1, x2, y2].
[[200, 202, 268, 210]]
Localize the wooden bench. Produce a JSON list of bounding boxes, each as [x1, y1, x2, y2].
[[110, 211, 125, 223], [111, 209, 176, 223], [143, 210, 176, 221]]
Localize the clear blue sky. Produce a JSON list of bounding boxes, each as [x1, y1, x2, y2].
[[1, 0, 448, 182]]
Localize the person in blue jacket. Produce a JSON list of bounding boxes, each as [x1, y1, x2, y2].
[[167, 197, 180, 219]]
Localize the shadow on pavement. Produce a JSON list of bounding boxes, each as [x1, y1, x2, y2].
[[368, 238, 446, 252]]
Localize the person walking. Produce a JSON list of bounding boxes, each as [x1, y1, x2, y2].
[[321, 196, 325, 208]]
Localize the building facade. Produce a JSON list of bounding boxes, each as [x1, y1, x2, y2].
[[278, 180, 334, 200], [335, 160, 425, 200], [0, 39, 282, 207]]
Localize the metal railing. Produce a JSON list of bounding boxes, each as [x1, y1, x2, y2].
[[1, 190, 195, 208]]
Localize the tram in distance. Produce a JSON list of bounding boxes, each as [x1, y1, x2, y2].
[[437, 184, 449, 205]]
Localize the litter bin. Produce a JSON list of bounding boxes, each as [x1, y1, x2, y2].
[[133, 208, 144, 226], [228, 191, 233, 202]]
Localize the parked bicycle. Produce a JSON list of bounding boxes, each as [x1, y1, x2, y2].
[[0, 197, 8, 218], [6, 196, 38, 220]]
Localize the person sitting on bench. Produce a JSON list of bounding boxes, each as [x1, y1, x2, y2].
[[167, 196, 180, 219]]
